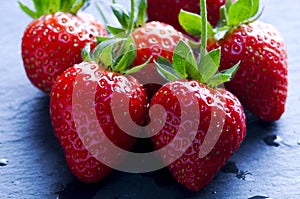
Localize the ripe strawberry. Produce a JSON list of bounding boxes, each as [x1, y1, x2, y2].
[[146, 0, 246, 191], [148, 80, 246, 191], [147, 0, 227, 33], [20, 0, 107, 93], [206, 0, 288, 121], [50, 38, 148, 182], [214, 21, 288, 121], [131, 21, 188, 98], [103, 0, 189, 99]]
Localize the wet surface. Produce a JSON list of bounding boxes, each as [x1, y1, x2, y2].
[[1, 0, 300, 198], [0, 159, 8, 166]]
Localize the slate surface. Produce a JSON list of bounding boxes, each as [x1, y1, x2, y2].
[[0, 0, 299, 199]]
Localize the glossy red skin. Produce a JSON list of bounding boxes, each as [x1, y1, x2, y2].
[[50, 62, 148, 183], [147, 0, 226, 34], [209, 21, 288, 121], [21, 12, 107, 93], [131, 21, 188, 99], [147, 80, 246, 191]]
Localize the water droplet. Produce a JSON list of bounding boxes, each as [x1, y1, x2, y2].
[[221, 161, 253, 181], [236, 170, 254, 181], [264, 135, 282, 147], [297, 140, 300, 145], [248, 196, 272, 199], [0, 159, 8, 166]]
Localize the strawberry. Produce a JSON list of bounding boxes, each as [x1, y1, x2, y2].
[[146, 0, 246, 191], [214, 22, 288, 121], [20, 0, 107, 93], [179, 0, 288, 121], [50, 38, 148, 182], [207, 0, 288, 121], [148, 80, 246, 191], [147, 0, 228, 33], [131, 21, 188, 99], [99, 0, 188, 99]]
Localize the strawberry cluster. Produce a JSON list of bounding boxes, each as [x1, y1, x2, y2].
[[20, 0, 287, 192]]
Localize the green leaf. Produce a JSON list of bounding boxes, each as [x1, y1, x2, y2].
[[70, 0, 90, 14], [125, 56, 152, 75], [155, 57, 182, 81], [49, 0, 61, 14], [179, 10, 201, 36], [207, 61, 240, 87], [96, 36, 113, 44], [226, 0, 233, 12], [33, 0, 47, 17], [93, 36, 138, 73], [178, 10, 214, 37], [250, 0, 260, 18], [173, 40, 198, 79], [20, 0, 88, 18], [136, 0, 147, 27], [227, 0, 258, 26], [111, 4, 130, 29], [107, 25, 126, 36], [173, 40, 204, 81], [113, 36, 137, 73], [19, 1, 38, 18], [92, 38, 126, 66], [81, 43, 92, 62], [198, 48, 221, 82], [60, 0, 76, 12], [99, 45, 114, 67]]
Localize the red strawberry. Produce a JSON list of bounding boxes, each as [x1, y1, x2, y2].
[[20, 0, 107, 93], [147, 0, 246, 190], [148, 80, 246, 191], [104, 0, 188, 99], [131, 21, 188, 99], [147, 0, 228, 32], [206, 0, 288, 121], [50, 38, 148, 182]]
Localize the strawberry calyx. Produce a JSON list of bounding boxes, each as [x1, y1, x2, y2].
[[86, 0, 150, 75], [154, 0, 239, 88], [19, 0, 90, 19], [220, 0, 261, 28], [96, 0, 147, 36], [178, 0, 263, 41], [178, 9, 215, 39], [82, 36, 150, 75]]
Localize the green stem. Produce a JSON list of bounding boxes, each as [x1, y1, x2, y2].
[[200, 0, 207, 58], [127, 0, 135, 36], [70, 0, 88, 14], [220, 6, 228, 27], [96, 2, 109, 24]]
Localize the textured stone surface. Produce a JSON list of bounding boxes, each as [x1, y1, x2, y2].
[[0, 0, 299, 198]]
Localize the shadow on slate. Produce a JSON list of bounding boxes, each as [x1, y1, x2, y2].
[[55, 178, 102, 199]]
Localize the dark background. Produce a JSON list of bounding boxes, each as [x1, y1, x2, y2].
[[0, 0, 299, 198]]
